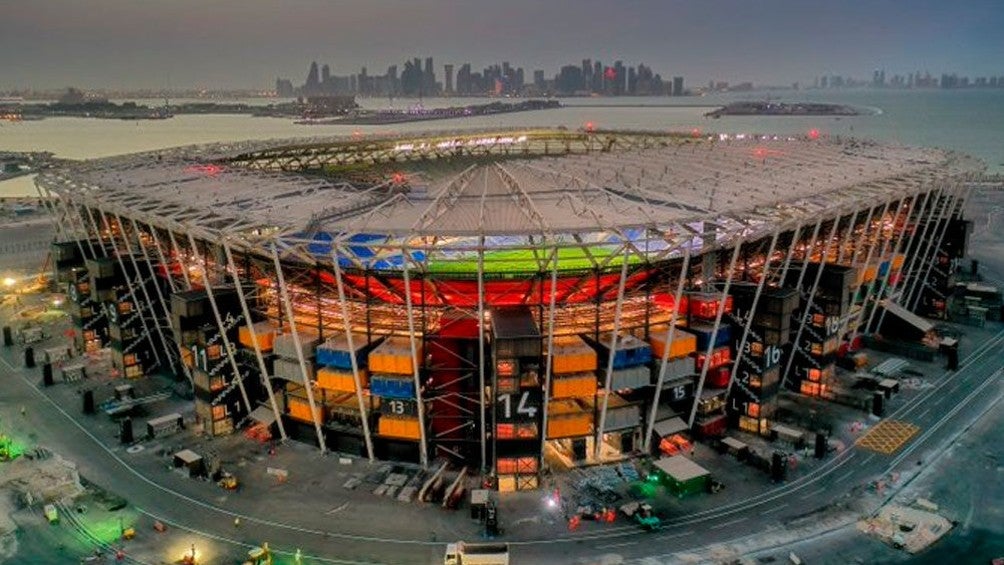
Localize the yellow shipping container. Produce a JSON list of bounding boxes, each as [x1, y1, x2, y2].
[[287, 397, 323, 423], [550, 336, 598, 374], [179, 347, 194, 368], [551, 373, 598, 399], [891, 253, 906, 270], [858, 265, 877, 284], [239, 322, 276, 352], [546, 399, 593, 438], [368, 337, 420, 375], [648, 325, 697, 359], [378, 415, 421, 439], [316, 367, 367, 392], [498, 474, 517, 493]]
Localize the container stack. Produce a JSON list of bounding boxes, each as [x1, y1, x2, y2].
[[785, 263, 855, 400], [685, 292, 735, 439], [170, 288, 249, 436], [491, 307, 543, 492], [727, 285, 799, 436], [369, 337, 422, 442], [104, 256, 162, 380], [589, 332, 653, 391], [273, 330, 322, 429], [648, 324, 698, 413], [545, 336, 597, 465]]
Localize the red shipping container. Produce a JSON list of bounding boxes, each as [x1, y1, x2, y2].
[[707, 366, 731, 388]]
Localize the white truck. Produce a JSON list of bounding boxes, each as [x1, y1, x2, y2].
[[444, 542, 509, 565]]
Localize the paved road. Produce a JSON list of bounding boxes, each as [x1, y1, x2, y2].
[[1, 326, 1001, 564]]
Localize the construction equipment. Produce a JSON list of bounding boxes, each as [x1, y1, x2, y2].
[[217, 471, 239, 491], [619, 501, 661, 531], [443, 541, 509, 565], [242, 543, 273, 565], [44, 503, 59, 524]]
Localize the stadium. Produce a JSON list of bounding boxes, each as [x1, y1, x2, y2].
[[37, 128, 980, 491]]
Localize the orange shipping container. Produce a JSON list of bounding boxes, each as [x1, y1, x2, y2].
[[239, 322, 276, 351], [378, 415, 421, 440], [549, 336, 598, 374], [368, 337, 421, 375], [551, 373, 598, 399], [891, 254, 906, 270], [317, 367, 367, 392], [546, 399, 593, 438], [648, 325, 697, 359], [287, 397, 323, 423]]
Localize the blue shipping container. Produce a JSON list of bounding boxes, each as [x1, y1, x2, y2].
[[370, 376, 416, 399], [690, 324, 732, 350], [316, 348, 356, 370]]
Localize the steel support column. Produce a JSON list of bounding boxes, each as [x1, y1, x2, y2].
[[223, 242, 288, 441], [539, 247, 560, 466], [330, 245, 375, 461], [476, 242, 487, 474], [849, 199, 904, 343], [643, 246, 691, 452], [780, 214, 842, 390], [909, 185, 967, 311], [894, 188, 943, 311], [401, 251, 430, 468], [595, 246, 632, 458], [189, 234, 253, 415], [272, 244, 327, 451], [871, 190, 933, 332], [845, 200, 892, 340]]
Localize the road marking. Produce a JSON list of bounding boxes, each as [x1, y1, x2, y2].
[[596, 541, 638, 549], [916, 407, 931, 420], [655, 530, 694, 540], [857, 420, 920, 454], [834, 469, 856, 484], [710, 517, 746, 530], [800, 487, 826, 500], [860, 454, 875, 467], [759, 503, 788, 516], [327, 502, 350, 514]]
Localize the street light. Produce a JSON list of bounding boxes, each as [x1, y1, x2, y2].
[[2, 277, 15, 288]]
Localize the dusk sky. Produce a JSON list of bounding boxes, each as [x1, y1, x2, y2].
[[2, 0, 1002, 90]]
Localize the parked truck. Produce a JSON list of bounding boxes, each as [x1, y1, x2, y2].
[[443, 542, 509, 565]]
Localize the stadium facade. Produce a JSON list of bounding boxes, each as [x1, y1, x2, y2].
[[37, 129, 981, 490]]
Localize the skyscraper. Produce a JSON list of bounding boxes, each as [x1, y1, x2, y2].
[[672, 76, 684, 96], [444, 64, 454, 94]]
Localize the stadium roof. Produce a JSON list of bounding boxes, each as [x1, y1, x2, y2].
[[38, 129, 982, 271]]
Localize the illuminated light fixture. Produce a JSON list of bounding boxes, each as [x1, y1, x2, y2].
[[2, 277, 15, 288]]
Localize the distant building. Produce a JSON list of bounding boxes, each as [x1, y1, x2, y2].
[[444, 64, 454, 94], [275, 78, 294, 97], [672, 76, 684, 96]]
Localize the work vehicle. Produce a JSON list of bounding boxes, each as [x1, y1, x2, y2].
[[242, 543, 273, 565], [44, 504, 59, 524], [218, 471, 239, 491], [443, 541, 510, 565], [620, 501, 661, 531]]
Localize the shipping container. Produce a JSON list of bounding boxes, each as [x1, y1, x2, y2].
[[693, 414, 727, 438], [377, 415, 421, 440], [694, 346, 731, 372], [316, 332, 377, 370], [588, 332, 653, 369], [238, 322, 276, 352], [686, 292, 734, 319], [370, 374, 417, 399], [687, 323, 732, 350], [288, 396, 324, 423], [551, 372, 598, 399], [705, 366, 731, 388], [604, 365, 651, 390], [600, 393, 642, 431], [648, 326, 697, 359], [491, 306, 542, 358], [368, 337, 421, 376], [658, 356, 694, 380], [546, 398, 593, 439], [317, 367, 367, 392], [273, 357, 315, 381], [548, 335, 598, 374], [273, 331, 320, 360]]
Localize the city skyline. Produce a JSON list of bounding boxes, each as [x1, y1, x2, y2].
[[1, 0, 1002, 90]]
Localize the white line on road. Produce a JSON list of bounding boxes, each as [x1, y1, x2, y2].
[[710, 517, 747, 530], [835, 469, 856, 484], [595, 541, 638, 549], [656, 530, 695, 540], [759, 503, 788, 516], [860, 454, 875, 467], [800, 487, 826, 500], [916, 407, 931, 420]]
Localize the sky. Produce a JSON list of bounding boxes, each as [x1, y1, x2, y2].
[[1, 0, 1002, 90]]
